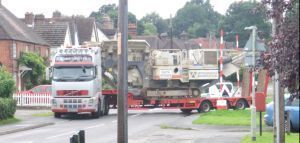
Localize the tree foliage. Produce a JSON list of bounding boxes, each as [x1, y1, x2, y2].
[[0, 68, 16, 98], [143, 23, 157, 35], [172, 0, 221, 38], [260, 0, 299, 97], [90, 4, 137, 29], [221, 1, 271, 48], [18, 52, 46, 90], [140, 12, 169, 34]]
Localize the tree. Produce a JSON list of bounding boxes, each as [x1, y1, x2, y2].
[[221, 1, 271, 48], [261, 0, 299, 97], [140, 12, 169, 34], [0, 68, 16, 98], [90, 4, 137, 29], [143, 23, 157, 35], [137, 20, 145, 35], [18, 52, 47, 89], [172, 0, 221, 37]]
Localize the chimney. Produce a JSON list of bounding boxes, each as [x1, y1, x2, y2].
[[25, 12, 34, 27], [128, 23, 137, 37], [52, 10, 61, 18], [180, 31, 188, 40], [34, 14, 45, 24], [101, 14, 112, 29]]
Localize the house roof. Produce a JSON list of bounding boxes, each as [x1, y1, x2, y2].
[[194, 37, 218, 49], [100, 28, 116, 38], [34, 22, 69, 47], [75, 18, 95, 44], [0, 5, 48, 46], [51, 17, 96, 45], [133, 35, 199, 49]]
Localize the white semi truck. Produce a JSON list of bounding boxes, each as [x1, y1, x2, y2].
[[51, 47, 109, 118]]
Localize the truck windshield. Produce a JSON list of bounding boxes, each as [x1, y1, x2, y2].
[[53, 66, 96, 81]]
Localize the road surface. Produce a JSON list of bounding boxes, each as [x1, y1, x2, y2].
[[0, 109, 248, 143]]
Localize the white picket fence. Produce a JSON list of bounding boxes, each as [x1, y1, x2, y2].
[[13, 93, 51, 107]]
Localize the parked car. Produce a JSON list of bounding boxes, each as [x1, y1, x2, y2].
[[264, 94, 299, 132], [18, 85, 51, 94]]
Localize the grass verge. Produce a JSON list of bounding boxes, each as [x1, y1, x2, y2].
[[192, 109, 265, 126], [241, 132, 300, 143], [31, 112, 53, 117], [0, 117, 21, 125]]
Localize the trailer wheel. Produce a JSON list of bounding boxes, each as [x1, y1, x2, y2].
[[192, 88, 200, 97], [92, 101, 102, 118], [180, 109, 192, 114], [235, 99, 247, 110], [198, 101, 211, 113], [54, 113, 61, 118], [103, 98, 110, 115]]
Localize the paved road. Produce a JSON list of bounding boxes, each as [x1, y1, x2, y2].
[[0, 109, 249, 143]]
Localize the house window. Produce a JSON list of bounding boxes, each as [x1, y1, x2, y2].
[[26, 45, 29, 52], [12, 42, 17, 58]]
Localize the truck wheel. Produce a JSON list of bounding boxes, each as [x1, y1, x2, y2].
[[198, 101, 211, 113], [180, 109, 192, 114], [192, 88, 200, 97], [103, 98, 110, 115], [54, 113, 61, 118], [235, 99, 247, 110], [92, 101, 102, 118]]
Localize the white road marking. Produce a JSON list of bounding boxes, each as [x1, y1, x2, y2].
[[84, 124, 105, 130], [46, 130, 76, 140], [148, 108, 162, 112], [129, 113, 142, 118]]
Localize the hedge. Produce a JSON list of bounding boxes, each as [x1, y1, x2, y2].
[[0, 98, 17, 120]]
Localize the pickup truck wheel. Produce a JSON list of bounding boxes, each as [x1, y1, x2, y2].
[[103, 98, 110, 115], [54, 113, 61, 118], [198, 101, 211, 113], [235, 99, 247, 110], [92, 101, 102, 118], [180, 109, 192, 114]]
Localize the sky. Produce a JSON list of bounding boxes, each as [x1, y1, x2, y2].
[[1, 0, 241, 19]]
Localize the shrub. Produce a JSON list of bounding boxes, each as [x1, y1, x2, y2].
[[18, 52, 46, 89], [0, 98, 17, 120], [0, 67, 16, 98]]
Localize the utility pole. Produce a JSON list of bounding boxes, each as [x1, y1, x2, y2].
[[272, 0, 285, 142], [117, 0, 128, 143], [245, 25, 257, 141], [170, 14, 173, 49]]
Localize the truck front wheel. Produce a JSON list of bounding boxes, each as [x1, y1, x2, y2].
[[54, 113, 61, 118], [103, 98, 110, 115], [92, 101, 102, 118]]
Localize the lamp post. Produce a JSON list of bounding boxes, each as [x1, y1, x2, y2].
[[244, 25, 257, 141]]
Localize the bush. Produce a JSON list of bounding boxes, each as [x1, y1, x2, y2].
[[0, 98, 17, 120], [18, 52, 46, 89], [0, 67, 16, 98]]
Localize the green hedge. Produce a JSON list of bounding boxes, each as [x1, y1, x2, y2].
[[0, 98, 17, 120]]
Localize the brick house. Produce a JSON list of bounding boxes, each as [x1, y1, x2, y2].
[[0, 3, 50, 91]]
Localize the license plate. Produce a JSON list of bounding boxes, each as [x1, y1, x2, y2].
[[68, 108, 77, 112]]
